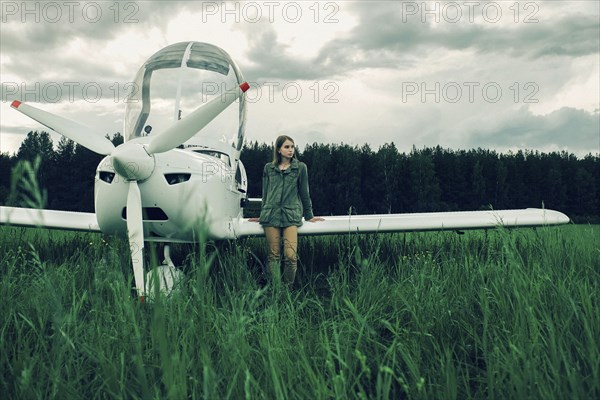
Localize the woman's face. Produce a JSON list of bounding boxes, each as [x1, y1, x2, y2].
[[279, 139, 295, 160]]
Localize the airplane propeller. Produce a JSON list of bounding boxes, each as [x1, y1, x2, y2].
[[126, 181, 145, 298], [148, 83, 249, 154], [11, 82, 249, 300], [9, 101, 115, 155]]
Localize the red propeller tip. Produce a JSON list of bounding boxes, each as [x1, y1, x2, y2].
[[11, 100, 22, 109], [240, 82, 250, 92]]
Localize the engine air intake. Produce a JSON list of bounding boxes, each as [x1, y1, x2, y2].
[[122, 207, 168, 221]]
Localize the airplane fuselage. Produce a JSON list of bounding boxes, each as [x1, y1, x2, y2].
[[94, 146, 247, 242]]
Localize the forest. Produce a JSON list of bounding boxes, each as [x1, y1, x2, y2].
[[1, 131, 598, 222]]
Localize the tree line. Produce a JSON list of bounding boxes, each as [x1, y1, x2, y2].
[[1, 131, 598, 222]]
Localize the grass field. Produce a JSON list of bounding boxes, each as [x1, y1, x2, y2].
[[0, 224, 598, 399]]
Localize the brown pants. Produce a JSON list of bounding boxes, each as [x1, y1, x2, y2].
[[264, 226, 298, 285]]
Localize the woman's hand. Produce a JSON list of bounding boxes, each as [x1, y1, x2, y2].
[[307, 217, 325, 223], [248, 217, 260, 222]]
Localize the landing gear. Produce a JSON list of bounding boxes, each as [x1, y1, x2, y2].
[[146, 244, 184, 298], [163, 244, 175, 268]]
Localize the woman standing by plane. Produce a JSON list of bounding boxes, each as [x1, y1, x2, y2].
[[250, 135, 324, 286]]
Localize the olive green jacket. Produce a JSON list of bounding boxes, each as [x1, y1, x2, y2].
[[259, 159, 315, 227]]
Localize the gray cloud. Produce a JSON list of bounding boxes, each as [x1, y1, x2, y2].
[[0, 1, 196, 82], [339, 2, 599, 58], [470, 106, 600, 155], [242, 22, 340, 80], [1, 1, 597, 158], [0, 124, 30, 135], [242, 1, 599, 80]]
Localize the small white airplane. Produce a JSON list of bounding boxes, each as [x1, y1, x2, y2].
[[0, 42, 570, 300]]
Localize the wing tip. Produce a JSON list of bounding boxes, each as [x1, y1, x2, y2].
[[240, 82, 250, 93], [11, 100, 22, 109]]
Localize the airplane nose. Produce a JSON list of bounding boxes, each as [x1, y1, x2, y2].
[[111, 143, 155, 181]]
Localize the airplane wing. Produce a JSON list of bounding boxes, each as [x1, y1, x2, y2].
[[234, 208, 570, 238], [0, 206, 101, 232], [1, 206, 570, 238]]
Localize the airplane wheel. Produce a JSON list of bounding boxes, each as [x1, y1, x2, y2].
[[146, 264, 184, 299]]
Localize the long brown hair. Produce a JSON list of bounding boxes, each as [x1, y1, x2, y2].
[[272, 135, 296, 165]]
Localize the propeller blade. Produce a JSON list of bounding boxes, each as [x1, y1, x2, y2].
[[147, 82, 250, 154], [11, 100, 115, 155], [126, 181, 146, 300]]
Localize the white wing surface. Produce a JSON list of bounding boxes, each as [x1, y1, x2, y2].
[[0, 206, 101, 232], [234, 208, 570, 238]]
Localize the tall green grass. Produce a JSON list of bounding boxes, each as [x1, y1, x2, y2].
[[0, 225, 598, 399]]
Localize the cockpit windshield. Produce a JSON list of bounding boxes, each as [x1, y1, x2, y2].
[[124, 42, 246, 152]]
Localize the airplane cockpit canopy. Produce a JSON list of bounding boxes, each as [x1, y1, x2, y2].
[[124, 41, 246, 153]]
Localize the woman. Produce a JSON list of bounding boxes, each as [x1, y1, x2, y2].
[[250, 135, 324, 285]]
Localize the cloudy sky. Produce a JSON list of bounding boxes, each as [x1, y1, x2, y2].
[[1, 1, 598, 156]]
